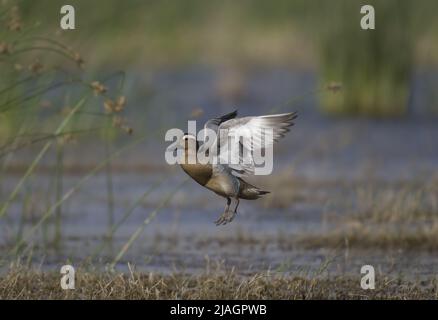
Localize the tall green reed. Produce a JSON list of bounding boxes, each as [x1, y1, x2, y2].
[[316, 0, 416, 116], [8, 132, 151, 258], [0, 3, 132, 255]]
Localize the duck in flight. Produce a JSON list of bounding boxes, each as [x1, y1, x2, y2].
[[177, 110, 297, 225]]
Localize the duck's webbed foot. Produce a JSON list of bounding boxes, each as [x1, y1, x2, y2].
[[214, 209, 236, 226], [215, 197, 238, 226]]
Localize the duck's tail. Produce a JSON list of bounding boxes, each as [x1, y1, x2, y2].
[[238, 178, 270, 200]]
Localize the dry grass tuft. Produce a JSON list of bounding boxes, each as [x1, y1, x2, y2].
[[301, 181, 438, 250], [298, 222, 438, 250], [352, 184, 438, 223], [0, 269, 436, 299]]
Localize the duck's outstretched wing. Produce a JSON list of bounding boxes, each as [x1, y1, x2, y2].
[[214, 112, 297, 176], [204, 110, 238, 133], [199, 110, 238, 157]]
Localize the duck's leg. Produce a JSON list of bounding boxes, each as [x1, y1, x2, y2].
[[226, 197, 231, 211], [215, 197, 240, 226], [215, 197, 234, 226], [225, 197, 239, 224], [233, 198, 240, 214]]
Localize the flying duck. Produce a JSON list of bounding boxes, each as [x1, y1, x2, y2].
[[177, 110, 297, 225]]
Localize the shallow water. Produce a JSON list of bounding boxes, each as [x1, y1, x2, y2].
[[1, 68, 438, 280]]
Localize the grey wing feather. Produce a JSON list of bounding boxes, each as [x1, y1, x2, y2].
[[200, 110, 238, 157], [215, 112, 297, 176], [204, 110, 238, 133]]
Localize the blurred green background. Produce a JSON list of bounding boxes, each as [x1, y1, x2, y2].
[[14, 0, 438, 117]]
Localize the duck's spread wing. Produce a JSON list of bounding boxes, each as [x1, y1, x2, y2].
[[204, 110, 238, 133], [214, 112, 297, 176], [199, 110, 238, 156]]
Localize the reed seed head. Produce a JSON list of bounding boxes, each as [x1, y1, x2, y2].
[[28, 60, 44, 74], [72, 52, 85, 68], [90, 81, 108, 96], [0, 42, 12, 55], [104, 96, 126, 113], [6, 6, 22, 31], [326, 82, 343, 93]]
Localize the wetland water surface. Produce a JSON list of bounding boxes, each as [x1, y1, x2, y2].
[[1, 69, 437, 280]]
